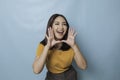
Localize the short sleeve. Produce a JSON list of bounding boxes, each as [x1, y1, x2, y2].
[[36, 43, 45, 57]]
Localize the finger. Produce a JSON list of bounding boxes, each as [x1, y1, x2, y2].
[[71, 27, 73, 32], [48, 27, 53, 37], [45, 34, 48, 39], [50, 28, 54, 37], [73, 32, 77, 37], [48, 27, 52, 38], [69, 27, 73, 35], [55, 40, 62, 44], [61, 40, 67, 43], [48, 28, 50, 37], [68, 28, 71, 35], [70, 28, 72, 33], [71, 28, 75, 35]]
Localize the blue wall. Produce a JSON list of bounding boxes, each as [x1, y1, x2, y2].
[[0, 0, 120, 80]]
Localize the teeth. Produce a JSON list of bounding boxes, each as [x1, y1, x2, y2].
[[57, 30, 64, 33], [58, 31, 63, 32], [58, 31, 63, 33], [56, 31, 64, 34]]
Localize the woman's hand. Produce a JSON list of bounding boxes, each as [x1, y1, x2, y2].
[[45, 27, 61, 48], [62, 28, 77, 47]]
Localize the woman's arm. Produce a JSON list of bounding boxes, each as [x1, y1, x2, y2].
[[72, 44, 87, 70], [62, 28, 87, 70], [33, 27, 61, 74], [32, 45, 49, 74]]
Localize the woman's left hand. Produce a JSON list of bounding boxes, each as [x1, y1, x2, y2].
[[62, 28, 77, 47]]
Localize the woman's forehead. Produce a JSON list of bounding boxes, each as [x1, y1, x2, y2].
[[54, 16, 66, 22]]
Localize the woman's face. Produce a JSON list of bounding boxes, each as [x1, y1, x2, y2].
[[52, 16, 67, 40]]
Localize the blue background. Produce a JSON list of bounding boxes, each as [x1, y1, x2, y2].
[[0, 0, 120, 80]]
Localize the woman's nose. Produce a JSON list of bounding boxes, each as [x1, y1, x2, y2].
[[59, 24, 63, 29]]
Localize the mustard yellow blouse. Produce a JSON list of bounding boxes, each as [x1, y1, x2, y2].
[[36, 43, 75, 73]]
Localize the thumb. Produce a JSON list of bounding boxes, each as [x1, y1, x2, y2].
[[61, 40, 67, 43], [55, 40, 62, 44]]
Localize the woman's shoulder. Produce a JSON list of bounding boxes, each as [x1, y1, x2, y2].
[[36, 42, 45, 57], [37, 40, 46, 48], [38, 43, 44, 47], [40, 39, 46, 46]]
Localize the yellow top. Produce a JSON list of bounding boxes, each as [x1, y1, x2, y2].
[[36, 43, 75, 73]]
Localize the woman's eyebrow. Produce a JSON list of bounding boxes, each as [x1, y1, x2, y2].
[[62, 22, 66, 23], [54, 21, 66, 23]]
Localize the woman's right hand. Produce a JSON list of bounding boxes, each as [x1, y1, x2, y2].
[[45, 27, 61, 48]]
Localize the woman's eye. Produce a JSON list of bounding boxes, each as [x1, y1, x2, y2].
[[55, 23, 59, 25], [63, 24, 66, 25]]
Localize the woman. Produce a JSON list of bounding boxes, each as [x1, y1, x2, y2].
[[33, 14, 87, 80]]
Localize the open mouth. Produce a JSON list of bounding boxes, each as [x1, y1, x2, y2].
[[56, 30, 64, 35]]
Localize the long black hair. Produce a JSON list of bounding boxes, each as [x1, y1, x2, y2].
[[40, 14, 70, 51]]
